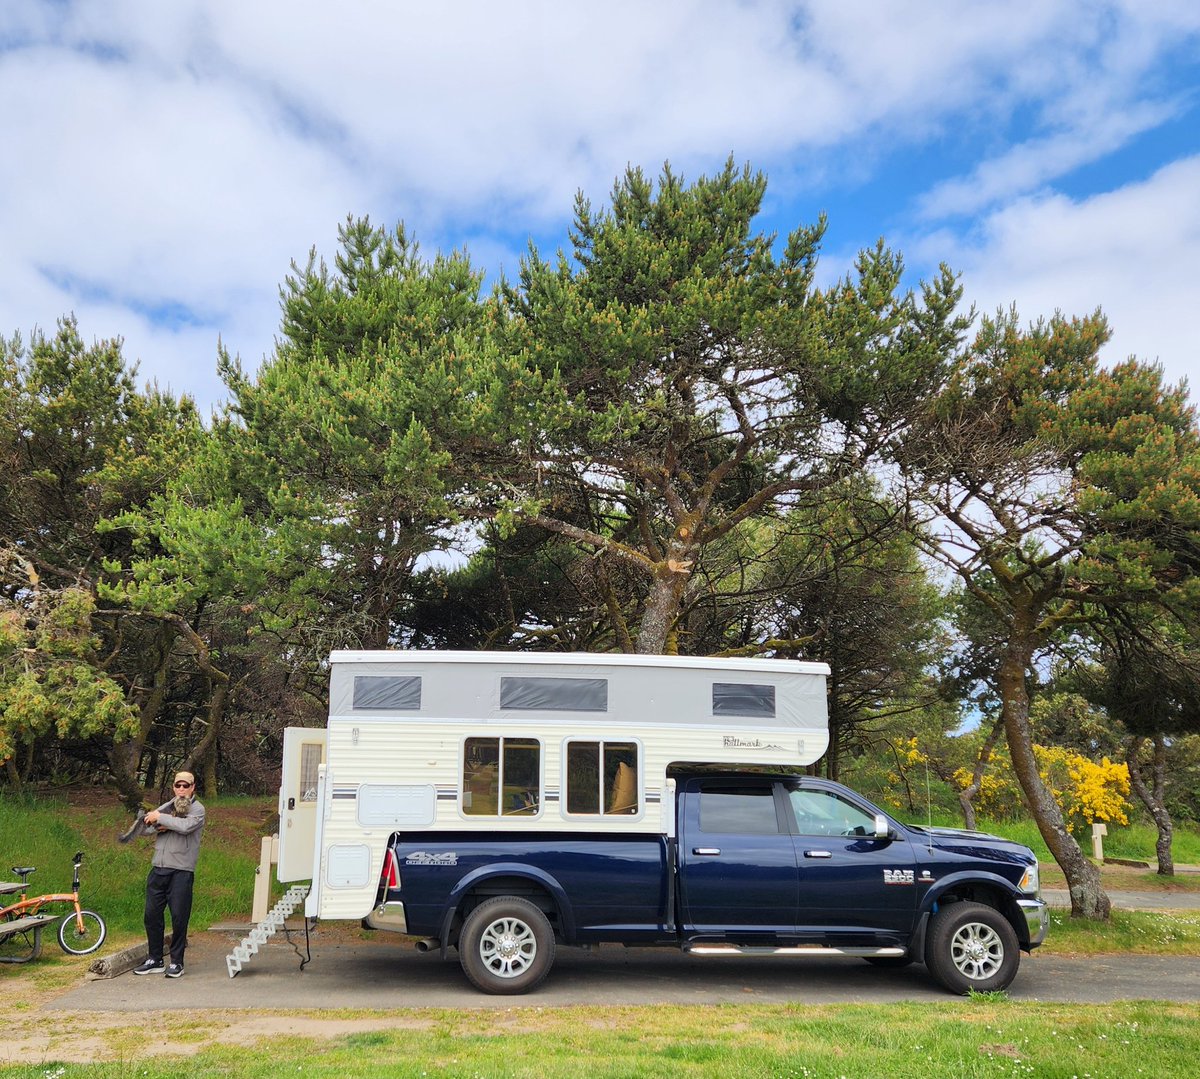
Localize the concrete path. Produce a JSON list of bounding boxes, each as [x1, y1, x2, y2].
[[45, 926, 1200, 1011]]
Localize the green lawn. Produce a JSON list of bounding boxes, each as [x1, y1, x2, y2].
[[0, 1000, 1197, 1077]]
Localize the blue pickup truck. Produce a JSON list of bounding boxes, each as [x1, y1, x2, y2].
[[373, 769, 1048, 995]]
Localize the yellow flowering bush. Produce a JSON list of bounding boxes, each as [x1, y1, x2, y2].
[[1034, 744, 1132, 834]]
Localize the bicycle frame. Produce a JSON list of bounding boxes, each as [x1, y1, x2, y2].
[[0, 852, 88, 934]]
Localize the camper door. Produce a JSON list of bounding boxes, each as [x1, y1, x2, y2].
[[278, 727, 327, 882]]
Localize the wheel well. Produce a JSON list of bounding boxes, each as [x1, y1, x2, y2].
[[935, 885, 1031, 947], [448, 877, 561, 947]]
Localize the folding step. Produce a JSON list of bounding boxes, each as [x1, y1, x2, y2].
[[226, 883, 310, 977]]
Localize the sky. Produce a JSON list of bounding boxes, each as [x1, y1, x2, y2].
[[2, 0, 1198, 415]]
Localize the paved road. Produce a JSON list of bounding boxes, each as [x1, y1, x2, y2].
[[1044, 887, 1200, 910], [47, 927, 1200, 1011]]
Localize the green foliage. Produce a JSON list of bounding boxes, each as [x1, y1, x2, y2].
[[463, 158, 969, 653]]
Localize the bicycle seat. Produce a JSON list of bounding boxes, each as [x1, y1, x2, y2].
[[10, 866, 35, 877]]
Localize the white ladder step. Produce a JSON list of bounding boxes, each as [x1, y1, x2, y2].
[[226, 884, 310, 978]]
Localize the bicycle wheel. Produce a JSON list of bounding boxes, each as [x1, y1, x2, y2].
[[57, 910, 106, 955]]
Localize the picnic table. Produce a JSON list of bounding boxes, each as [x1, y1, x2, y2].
[[0, 881, 57, 963]]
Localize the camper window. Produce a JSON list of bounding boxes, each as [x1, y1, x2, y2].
[[462, 736, 541, 816], [500, 676, 608, 712], [712, 682, 776, 718], [353, 675, 422, 710], [565, 740, 639, 815]]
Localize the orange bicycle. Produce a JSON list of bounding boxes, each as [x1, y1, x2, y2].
[[0, 852, 106, 962]]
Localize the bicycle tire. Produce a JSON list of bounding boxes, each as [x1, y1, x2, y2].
[[57, 910, 106, 955]]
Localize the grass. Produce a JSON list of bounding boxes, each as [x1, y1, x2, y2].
[[1046, 908, 1200, 955], [0, 1001, 1198, 1076], [0, 790, 275, 937]]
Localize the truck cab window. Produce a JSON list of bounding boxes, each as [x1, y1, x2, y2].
[[698, 785, 782, 834], [787, 787, 876, 836], [463, 737, 541, 816], [565, 741, 639, 815]]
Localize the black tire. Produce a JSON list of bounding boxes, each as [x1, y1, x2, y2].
[[57, 910, 106, 955], [459, 896, 555, 995], [863, 955, 914, 969], [925, 901, 1019, 994]]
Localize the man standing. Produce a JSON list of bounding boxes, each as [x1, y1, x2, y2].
[[132, 770, 205, 978]]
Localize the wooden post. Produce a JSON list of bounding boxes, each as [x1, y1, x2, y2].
[[251, 834, 281, 923], [1091, 822, 1107, 862]]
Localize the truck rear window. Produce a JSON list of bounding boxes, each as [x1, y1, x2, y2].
[[698, 785, 782, 834]]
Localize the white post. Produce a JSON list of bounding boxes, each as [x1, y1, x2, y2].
[[1091, 822, 1107, 862]]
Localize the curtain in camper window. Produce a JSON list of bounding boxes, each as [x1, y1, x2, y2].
[[565, 741, 638, 815]]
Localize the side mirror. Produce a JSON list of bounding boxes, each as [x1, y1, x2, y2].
[[873, 815, 891, 840]]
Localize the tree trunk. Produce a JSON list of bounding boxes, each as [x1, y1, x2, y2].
[[998, 649, 1110, 919], [636, 564, 687, 654], [108, 625, 174, 809], [958, 715, 1004, 831], [181, 676, 228, 798], [1125, 734, 1173, 877]]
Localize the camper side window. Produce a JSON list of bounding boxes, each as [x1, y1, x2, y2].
[[462, 737, 541, 816], [565, 740, 639, 815]]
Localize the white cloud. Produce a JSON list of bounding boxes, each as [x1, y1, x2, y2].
[[938, 156, 1200, 392], [0, 1, 1197, 411]]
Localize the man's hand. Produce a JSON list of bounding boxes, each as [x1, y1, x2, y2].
[[144, 810, 160, 826]]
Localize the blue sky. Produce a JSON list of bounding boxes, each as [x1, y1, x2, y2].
[[2, 1, 1198, 414]]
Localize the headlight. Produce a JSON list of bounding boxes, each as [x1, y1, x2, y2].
[[1018, 862, 1040, 895]]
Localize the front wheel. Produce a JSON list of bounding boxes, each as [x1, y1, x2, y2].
[[925, 901, 1018, 994], [58, 910, 106, 955], [459, 896, 555, 995]]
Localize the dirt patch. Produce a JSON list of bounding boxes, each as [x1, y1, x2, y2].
[[0, 1010, 434, 1064]]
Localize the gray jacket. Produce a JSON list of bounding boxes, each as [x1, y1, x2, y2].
[[150, 797, 205, 872]]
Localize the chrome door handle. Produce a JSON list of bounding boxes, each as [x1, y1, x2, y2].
[[692, 847, 721, 856], [804, 850, 832, 859]]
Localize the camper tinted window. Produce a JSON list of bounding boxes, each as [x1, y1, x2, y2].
[[352, 675, 422, 711], [712, 682, 775, 718], [462, 737, 541, 816], [500, 676, 608, 712], [565, 740, 639, 815]]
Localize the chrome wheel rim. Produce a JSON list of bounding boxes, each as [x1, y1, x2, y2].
[[950, 921, 1004, 980], [478, 916, 537, 979]]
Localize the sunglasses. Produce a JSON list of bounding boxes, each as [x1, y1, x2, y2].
[[173, 781, 194, 789]]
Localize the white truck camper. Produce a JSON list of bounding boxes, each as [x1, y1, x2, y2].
[[276, 650, 831, 924]]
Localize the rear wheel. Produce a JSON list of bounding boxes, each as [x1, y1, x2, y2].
[[58, 910, 106, 955], [459, 896, 555, 995], [925, 901, 1018, 994]]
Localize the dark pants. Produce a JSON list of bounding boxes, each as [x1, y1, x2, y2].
[[144, 867, 195, 965]]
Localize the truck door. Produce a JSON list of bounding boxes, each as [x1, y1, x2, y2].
[[784, 782, 916, 936], [678, 778, 799, 936], [277, 727, 327, 882]]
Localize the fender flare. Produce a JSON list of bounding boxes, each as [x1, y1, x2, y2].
[[437, 862, 577, 948], [919, 870, 1031, 946], [920, 870, 1023, 910]]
